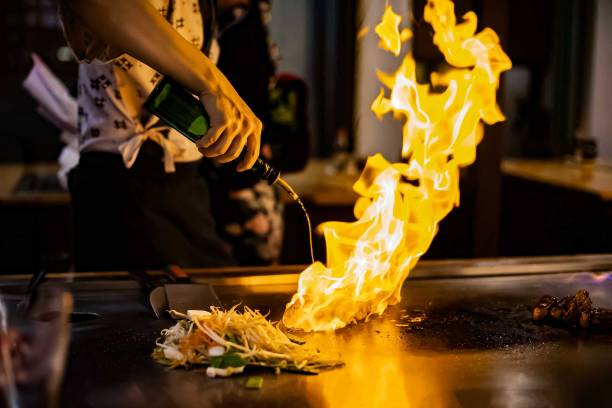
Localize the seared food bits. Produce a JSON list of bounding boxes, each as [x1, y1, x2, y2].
[[532, 290, 610, 330]]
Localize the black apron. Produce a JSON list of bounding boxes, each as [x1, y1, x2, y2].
[[69, 142, 235, 271]]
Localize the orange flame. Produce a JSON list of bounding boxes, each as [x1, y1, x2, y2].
[[283, 0, 512, 332]]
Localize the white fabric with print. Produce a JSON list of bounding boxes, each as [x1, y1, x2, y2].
[[60, 0, 217, 172]]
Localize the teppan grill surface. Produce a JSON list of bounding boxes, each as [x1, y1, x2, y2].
[[2, 255, 612, 407]]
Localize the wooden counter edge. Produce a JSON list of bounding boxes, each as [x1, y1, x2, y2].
[[501, 159, 612, 201]]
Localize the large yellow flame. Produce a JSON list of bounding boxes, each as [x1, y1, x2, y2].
[[283, 0, 512, 332]]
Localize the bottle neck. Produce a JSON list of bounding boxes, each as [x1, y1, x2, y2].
[[254, 158, 280, 185]]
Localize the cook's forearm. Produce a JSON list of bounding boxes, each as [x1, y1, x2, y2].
[[63, 0, 219, 95]]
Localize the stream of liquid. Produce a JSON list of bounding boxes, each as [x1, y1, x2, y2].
[[276, 177, 315, 264]]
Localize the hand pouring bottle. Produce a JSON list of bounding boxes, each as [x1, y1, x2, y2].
[[144, 77, 284, 188]]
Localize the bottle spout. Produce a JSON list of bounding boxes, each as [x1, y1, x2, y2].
[[276, 177, 300, 201]]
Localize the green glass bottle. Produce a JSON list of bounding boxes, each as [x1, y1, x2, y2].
[[144, 77, 280, 185]]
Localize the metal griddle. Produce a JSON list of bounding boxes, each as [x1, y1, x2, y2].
[[2, 255, 612, 407]]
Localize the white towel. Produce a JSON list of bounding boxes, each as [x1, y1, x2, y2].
[[22, 53, 79, 190]]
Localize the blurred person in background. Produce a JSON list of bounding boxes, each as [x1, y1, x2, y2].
[[203, 0, 310, 265], [203, 0, 280, 266]]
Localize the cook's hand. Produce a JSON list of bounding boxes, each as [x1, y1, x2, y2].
[[197, 91, 262, 172]]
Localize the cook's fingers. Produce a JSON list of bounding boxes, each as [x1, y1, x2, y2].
[[209, 119, 243, 156], [237, 133, 260, 172], [241, 115, 255, 140], [224, 113, 243, 142], [213, 136, 246, 164], [198, 125, 225, 149], [199, 130, 231, 157]]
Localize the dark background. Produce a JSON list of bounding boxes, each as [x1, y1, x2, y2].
[[0, 0, 610, 273]]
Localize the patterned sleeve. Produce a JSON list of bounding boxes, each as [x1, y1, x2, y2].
[[58, 1, 122, 63]]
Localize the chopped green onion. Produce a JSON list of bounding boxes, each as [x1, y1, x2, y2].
[[210, 352, 248, 368], [153, 357, 173, 366], [245, 376, 264, 389]]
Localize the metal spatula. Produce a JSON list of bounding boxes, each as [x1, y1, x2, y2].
[[149, 265, 222, 318]]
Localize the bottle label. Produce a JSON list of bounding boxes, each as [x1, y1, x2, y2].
[[188, 116, 207, 138]]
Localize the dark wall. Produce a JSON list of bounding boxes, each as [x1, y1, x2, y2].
[[500, 176, 612, 256]]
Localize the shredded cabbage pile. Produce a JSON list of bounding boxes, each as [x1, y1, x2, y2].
[[152, 306, 343, 376]]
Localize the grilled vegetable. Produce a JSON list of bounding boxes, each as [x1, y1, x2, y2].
[[245, 376, 264, 389], [152, 306, 344, 377]]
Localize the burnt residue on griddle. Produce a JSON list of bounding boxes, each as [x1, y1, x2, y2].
[[396, 299, 610, 351]]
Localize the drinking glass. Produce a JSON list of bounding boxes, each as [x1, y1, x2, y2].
[[0, 286, 73, 408]]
